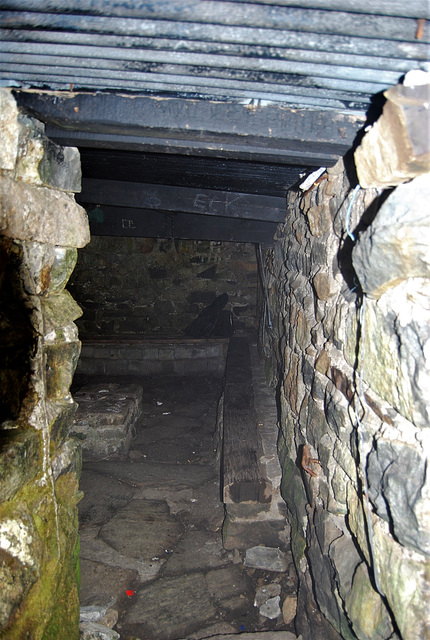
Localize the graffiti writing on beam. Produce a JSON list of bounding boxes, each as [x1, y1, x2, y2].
[[193, 193, 244, 216]]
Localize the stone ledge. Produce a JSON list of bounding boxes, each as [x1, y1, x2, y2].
[[1, 173, 89, 247], [219, 337, 288, 551], [76, 337, 229, 376], [71, 383, 143, 460]]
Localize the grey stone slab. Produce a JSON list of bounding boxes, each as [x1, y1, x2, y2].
[[1, 173, 90, 247], [135, 435, 214, 465], [163, 531, 228, 575], [79, 556, 140, 608], [223, 516, 287, 552], [259, 595, 282, 620], [205, 565, 253, 615], [72, 383, 143, 458], [352, 173, 430, 298], [79, 528, 162, 585], [178, 633, 298, 640], [255, 583, 281, 607], [99, 499, 183, 561], [79, 621, 120, 640], [85, 460, 216, 489], [0, 88, 19, 170], [80, 604, 113, 623], [186, 622, 237, 639], [185, 478, 226, 532], [122, 573, 217, 640], [244, 546, 289, 572], [135, 414, 199, 439], [78, 469, 136, 526]]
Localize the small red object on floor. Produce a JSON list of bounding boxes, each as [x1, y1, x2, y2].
[[126, 590, 134, 597]]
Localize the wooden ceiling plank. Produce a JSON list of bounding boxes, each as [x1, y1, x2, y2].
[[85, 204, 278, 244], [79, 179, 286, 223]]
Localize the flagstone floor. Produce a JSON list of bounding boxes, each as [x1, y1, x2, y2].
[[76, 373, 298, 640]]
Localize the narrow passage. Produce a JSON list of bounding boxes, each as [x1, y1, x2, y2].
[[76, 373, 298, 640]]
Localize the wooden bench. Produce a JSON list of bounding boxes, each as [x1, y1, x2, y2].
[[222, 337, 271, 503], [218, 336, 287, 550]]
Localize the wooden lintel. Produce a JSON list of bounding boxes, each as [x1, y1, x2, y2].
[[79, 178, 286, 223], [84, 204, 278, 244], [13, 91, 362, 166]]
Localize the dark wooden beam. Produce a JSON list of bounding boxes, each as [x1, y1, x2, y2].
[[222, 337, 271, 504], [85, 204, 278, 245], [78, 178, 286, 223], [79, 149, 308, 197], [14, 91, 363, 166]]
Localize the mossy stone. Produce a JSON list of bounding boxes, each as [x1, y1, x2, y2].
[[0, 428, 41, 503], [40, 291, 82, 335], [45, 341, 81, 401], [1, 471, 80, 640], [345, 562, 393, 640]]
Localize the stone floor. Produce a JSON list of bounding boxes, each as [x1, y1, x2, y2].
[[75, 372, 299, 640]]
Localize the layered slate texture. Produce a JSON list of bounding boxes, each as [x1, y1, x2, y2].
[[0, 89, 90, 640]]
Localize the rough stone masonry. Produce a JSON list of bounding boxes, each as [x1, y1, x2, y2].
[[0, 88, 89, 640], [261, 76, 430, 640]]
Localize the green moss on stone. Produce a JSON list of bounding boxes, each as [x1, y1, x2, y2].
[[45, 340, 81, 401], [49, 401, 78, 450], [345, 562, 393, 640], [0, 428, 41, 503], [48, 248, 78, 294], [0, 470, 80, 640], [40, 291, 82, 334], [290, 516, 306, 567]]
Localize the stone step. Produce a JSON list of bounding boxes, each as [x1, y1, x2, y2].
[[71, 383, 143, 459]]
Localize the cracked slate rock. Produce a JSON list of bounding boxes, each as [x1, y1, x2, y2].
[[162, 530, 228, 575], [84, 460, 215, 489], [260, 596, 282, 620], [122, 573, 217, 640], [79, 621, 120, 640], [177, 633, 297, 640], [244, 546, 288, 572], [99, 499, 183, 560]]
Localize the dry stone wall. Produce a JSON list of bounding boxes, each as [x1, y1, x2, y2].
[[69, 236, 258, 338], [0, 89, 89, 640], [261, 148, 430, 639]]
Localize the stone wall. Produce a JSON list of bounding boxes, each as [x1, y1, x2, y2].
[[0, 89, 89, 640], [261, 90, 430, 640], [68, 236, 258, 338]]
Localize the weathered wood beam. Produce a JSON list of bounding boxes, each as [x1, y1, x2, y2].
[[222, 337, 271, 503], [13, 91, 363, 165], [78, 178, 286, 222], [84, 204, 278, 244], [79, 149, 308, 197]]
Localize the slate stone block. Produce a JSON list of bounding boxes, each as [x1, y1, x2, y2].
[[1, 174, 90, 248], [367, 439, 429, 555], [71, 383, 143, 459], [355, 78, 430, 189], [0, 89, 19, 171], [41, 291, 83, 334], [244, 545, 288, 572], [22, 243, 78, 296], [352, 173, 430, 299], [16, 117, 81, 193], [0, 428, 41, 503], [45, 339, 81, 400]]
